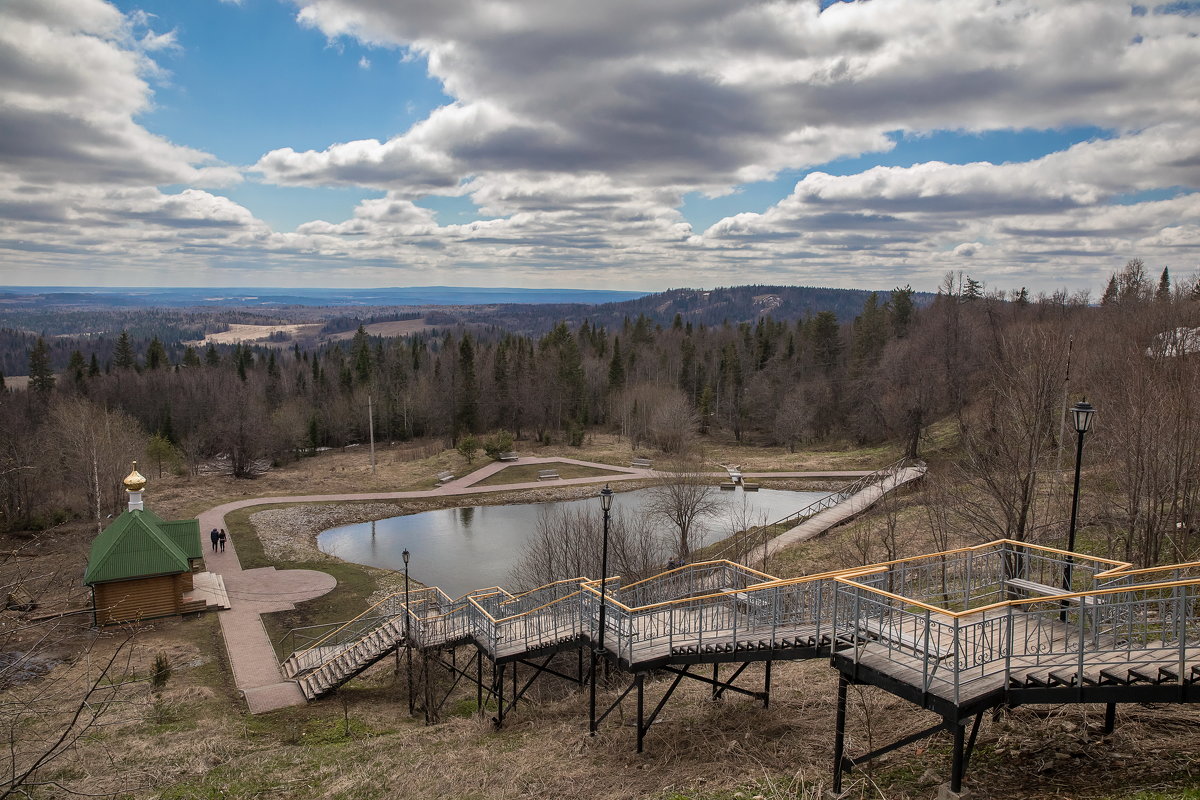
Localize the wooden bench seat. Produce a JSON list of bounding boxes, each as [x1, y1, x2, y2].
[[631, 457, 652, 468], [1005, 577, 1095, 607], [721, 587, 770, 612], [537, 469, 560, 481], [498, 451, 519, 462], [436, 470, 455, 484]]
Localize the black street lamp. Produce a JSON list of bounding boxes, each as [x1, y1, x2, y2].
[[403, 547, 414, 716], [589, 484, 615, 736], [1063, 400, 1096, 596]]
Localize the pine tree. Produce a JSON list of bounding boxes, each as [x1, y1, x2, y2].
[[204, 343, 220, 366], [88, 353, 100, 377], [1101, 274, 1119, 306], [1157, 267, 1171, 302], [145, 337, 168, 370], [890, 286, 915, 337], [351, 325, 372, 384], [28, 337, 55, 394], [608, 336, 625, 391], [67, 350, 86, 383], [182, 346, 201, 367], [456, 334, 479, 435], [113, 330, 136, 370]]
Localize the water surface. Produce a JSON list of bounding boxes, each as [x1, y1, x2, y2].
[[317, 487, 827, 597]]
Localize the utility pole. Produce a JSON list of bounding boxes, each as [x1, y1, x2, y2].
[[368, 394, 376, 474]]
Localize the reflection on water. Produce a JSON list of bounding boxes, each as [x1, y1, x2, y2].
[[318, 486, 827, 598]]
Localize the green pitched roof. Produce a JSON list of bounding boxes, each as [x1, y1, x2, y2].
[[84, 509, 197, 585], [160, 519, 202, 560]]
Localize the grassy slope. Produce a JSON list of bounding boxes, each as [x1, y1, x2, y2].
[[20, 429, 1200, 799]]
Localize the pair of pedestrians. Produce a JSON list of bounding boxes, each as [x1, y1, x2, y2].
[[209, 527, 228, 552]]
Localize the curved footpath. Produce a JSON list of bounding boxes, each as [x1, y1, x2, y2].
[[197, 457, 879, 713]]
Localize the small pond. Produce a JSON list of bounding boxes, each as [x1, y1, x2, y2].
[[317, 486, 828, 597]]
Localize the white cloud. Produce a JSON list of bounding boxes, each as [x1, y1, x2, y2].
[[0, 0, 239, 189], [3, 0, 1200, 290]]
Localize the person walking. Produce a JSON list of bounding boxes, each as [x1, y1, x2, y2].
[[210, 528, 220, 552], [218, 529, 227, 553]]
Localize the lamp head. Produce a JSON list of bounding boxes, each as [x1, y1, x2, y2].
[[402, 548, 410, 566], [1071, 399, 1096, 434], [600, 484, 614, 512]]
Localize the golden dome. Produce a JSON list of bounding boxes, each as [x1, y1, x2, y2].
[[123, 462, 146, 493]]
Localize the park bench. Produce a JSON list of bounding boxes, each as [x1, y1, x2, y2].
[[436, 470, 455, 485], [855, 618, 953, 660], [1005, 577, 1096, 608], [537, 469, 560, 481], [631, 457, 652, 468], [498, 451, 519, 462], [720, 482, 737, 490], [742, 482, 760, 492]]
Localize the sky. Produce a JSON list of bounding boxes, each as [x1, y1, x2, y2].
[[0, 0, 1198, 294]]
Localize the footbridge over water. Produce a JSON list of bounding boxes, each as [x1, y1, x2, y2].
[[280, 540, 1200, 794]]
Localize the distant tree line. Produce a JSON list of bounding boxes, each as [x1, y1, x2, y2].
[[3, 264, 1200, 570]]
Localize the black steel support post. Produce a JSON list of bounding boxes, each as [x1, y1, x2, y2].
[[763, 660, 772, 709], [1103, 702, 1116, 735], [476, 651, 483, 717], [832, 675, 849, 795], [494, 662, 505, 728], [636, 673, 646, 754], [963, 711, 984, 774], [423, 650, 433, 725], [712, 663, 720, 700], [589, 649, 598, 734], [404, 558, 414, 717], [591, 486, 614, 736], [950, 720, 966, 794]]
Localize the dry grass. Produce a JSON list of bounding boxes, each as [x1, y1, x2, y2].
[[8, 433, 1200, 799]]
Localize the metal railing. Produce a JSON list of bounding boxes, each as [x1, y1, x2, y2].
[[706, 457, 922, 565], [280, 538, 1200, 705]]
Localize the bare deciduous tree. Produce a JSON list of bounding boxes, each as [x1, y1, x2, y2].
[[645, 463, 722, 561]]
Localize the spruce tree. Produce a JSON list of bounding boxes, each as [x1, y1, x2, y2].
[[28, 337, 55, 394], [113, 330, 136, 370], [1101, 274, 1119, 306], [145, 337, 168, 369], [1157, 267, 1171, 302]]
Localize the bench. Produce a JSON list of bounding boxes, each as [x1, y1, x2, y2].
[[855, 619, 953, 660], [436, 470, 455, 485], [498, 451, 519, 462], [631, 457, 652, 468], [742, 482, 760, 491], [722, 588, 769, 612], [719, 482, 737, 490], [537, 469, 560, 481], [1005, 578, 1096, 607]]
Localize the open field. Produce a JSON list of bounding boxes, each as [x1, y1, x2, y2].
[[185, 323, 323, 346], [325, 318, 440, 340]]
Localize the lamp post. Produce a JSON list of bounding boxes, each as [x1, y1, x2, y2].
[[1063, 400, 1095, 597], [403, 548, 413, 716], [589, 484, 615, 736]]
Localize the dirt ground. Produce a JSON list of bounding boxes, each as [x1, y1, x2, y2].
[[3, 436, 1198, 799]]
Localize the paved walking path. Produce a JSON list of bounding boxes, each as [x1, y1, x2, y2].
[[197, 457, 878, 713]]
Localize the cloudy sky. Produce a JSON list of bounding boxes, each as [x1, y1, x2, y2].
[[0, 0, 1198, 293]]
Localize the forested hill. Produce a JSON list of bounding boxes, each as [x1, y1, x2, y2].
[[462, 285, 933, 334]]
